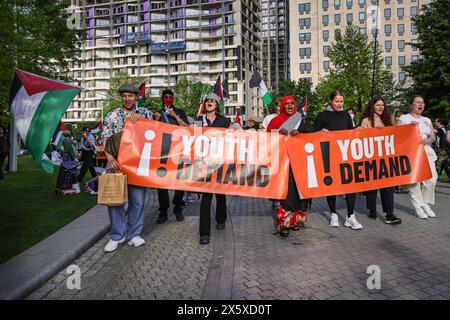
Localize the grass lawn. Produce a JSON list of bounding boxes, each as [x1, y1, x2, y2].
[[0, 155, 97, 264]]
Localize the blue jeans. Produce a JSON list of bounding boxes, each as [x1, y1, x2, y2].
[[108, 184, 147, 241]]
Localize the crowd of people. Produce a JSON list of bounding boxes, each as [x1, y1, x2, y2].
[[94, 83, 449, 252], [1, 83, 448, 249]]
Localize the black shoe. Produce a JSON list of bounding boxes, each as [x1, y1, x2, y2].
[[199, 236, 210, 244], [279, 228, 289, 237], [216, 223, 225, 230], [385, 214, 402, 225], [368, 210, 378, 219], [272, 201, 280, 211], [157, 213, 168, 224], [174, 207, 184, 221]]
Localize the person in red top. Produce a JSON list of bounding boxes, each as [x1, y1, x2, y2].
[[267, 96, 313, 237]]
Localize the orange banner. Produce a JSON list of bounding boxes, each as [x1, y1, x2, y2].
[[287, 124, 432, 198], [118, 119, 290, 199]]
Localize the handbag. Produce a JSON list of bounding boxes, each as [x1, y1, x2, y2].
[[105, 131, 123, 159], [97, 172, 128, 206]]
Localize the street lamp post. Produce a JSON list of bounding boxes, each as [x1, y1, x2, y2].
[[371, 1, 380, 102]]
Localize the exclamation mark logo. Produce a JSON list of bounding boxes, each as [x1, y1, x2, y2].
[[137, 130, 156, 177], [305, 143, 318, 188], [156, 133, 173, 177], [320, 141, 333, 186]]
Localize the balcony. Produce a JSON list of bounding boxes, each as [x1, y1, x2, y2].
[[150, 41, 186, 54], [123, 31, 152, 45]]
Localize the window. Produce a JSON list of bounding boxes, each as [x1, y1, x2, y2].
[[398, 24, 405, 35], [411, 23, 417, 34], [323, 45, 330, 55], [385, 40, 392, 52], [323, 30, 329, 41], [299, 18, 311, 29], [334, 0, 340, 9], [323, 61, 330, 72], [299, 47, 312, 58], [359, 27, 366, 34], [359, 12, 365, 22], [299, 3, 311, 14], [385, 24, 391, 36], [399, 72, 406, 82], [347, 13, 353, 24], [322, 0, 329, 10], [397, 8, 404, 20], [334, 14, 341, 25], [299, 63, 312, 73], [346, 0, 353, 9], [385, 57, 392, 67], [411, 55, 418, 62], [398, 56, 406, 66], [384, 8, 391, 19], [411, 6, 418, 17], [398, 40, 405, 51], [299, 32, 312, 44], [323, 15, 329, 26], [358, 0, 365, 7], [411, 38, 418, 51]]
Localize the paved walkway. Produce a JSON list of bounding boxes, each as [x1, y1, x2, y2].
[[27, 184, 450, 300]]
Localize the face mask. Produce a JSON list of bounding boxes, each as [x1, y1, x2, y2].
[[163, 97, 173, 107]]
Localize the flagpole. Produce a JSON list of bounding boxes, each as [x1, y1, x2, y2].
[[10, 0, 18, 172]]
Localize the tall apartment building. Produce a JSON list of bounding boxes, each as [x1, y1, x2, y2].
[[65, 0, 262, 122], [289, 0, 430, 88], [261, 0, 290, 92]]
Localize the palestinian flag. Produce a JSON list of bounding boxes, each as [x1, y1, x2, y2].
[[212, 75, 227, 113], [234, 110, 242, 127], [249, 71, 272, 106], [301, 95, 308, 115], [137, 82, 146, 107], [52, 122, 68, 149], [90, 120, 103, 135], [9, 69, 81, 173]]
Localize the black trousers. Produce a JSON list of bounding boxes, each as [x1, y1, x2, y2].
[[200, 193, 227, 237], [78, 150, 97, 182], [365, 187, 394, 215], [280, 168, 311, 213], [326, 194, 356, 217], [157, 189, 185, 213]]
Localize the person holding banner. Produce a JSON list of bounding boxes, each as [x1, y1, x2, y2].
[[102, 84, 153, 252], [152, 89, 190, 224], [398, 95, 438, 219], [314, 90, 363, 230], [359, 97, 402, 224], [267, 96, 313, 237], [194, 93, 231, 245]]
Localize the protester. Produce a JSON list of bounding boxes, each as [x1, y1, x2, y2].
[[0, 125, 10, 183], [433, 118, 450, 182], [359, 97, 401, 224], [393, 110, 403, 125], [267, 96, 313, 237], [102, 83, 153, 252], [194, 93, 231, 245], [244, 118, 259, 130], [398, 95, 438, 219], [77, 127, 97, 184], [61, 130, 77, 162], [152, 89, 189, 224], [95, 135, 107, 168], [314, 90, 363, 230]]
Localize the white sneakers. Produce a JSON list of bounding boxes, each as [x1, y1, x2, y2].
[[330, 213, 340, 227], [128, 236, 146, 247], [104, 237, 126, 252], [344, 214, 363, 230], [414, 206, 428, 219], [422, 204, 436, 218], [104, 236, 145, 252]]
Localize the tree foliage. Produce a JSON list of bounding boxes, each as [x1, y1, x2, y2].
[[0, 0, 82, 125], [315, 25, 396, 117], [404, 0, 450, 119], [171, 76, 211, 118], [275, 78, 318, 116]]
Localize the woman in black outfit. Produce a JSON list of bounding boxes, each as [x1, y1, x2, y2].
[[195, 93, 231, 244], [314, 90, 363, 230]]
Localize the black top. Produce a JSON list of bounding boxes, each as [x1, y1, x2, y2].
[[195, 114, 230, 128], [314, 109, 354, 132], [437, 127, 446, 149], [157, 105, 190, 126], [297, 117, 314, 134]]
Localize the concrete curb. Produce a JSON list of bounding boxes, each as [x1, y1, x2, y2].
[[0, 205, 110, 300]]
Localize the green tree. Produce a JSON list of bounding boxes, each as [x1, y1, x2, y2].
[[171, 76, 211, 118], [0, 0, 82, 125], [403, 0, 450, 119], [314, 25, 396, 117]]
